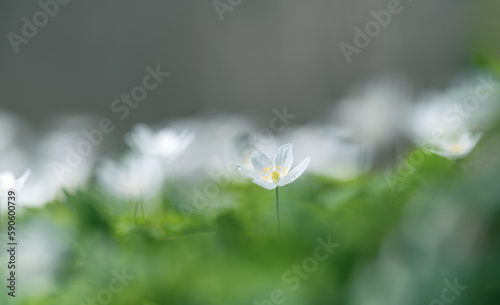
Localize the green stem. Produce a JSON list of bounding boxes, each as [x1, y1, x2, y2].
[[133, 201, 139, 218], [139, 200, 146, 219], [139, 193, 146, 219], [276, 187, 280, 235], [162, 162, 169, 207]]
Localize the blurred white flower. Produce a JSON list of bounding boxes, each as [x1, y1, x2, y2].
[[0, 110, 21, 152], [37, 114, 100, 191], [125, 124, 195, 162], [334, 77, 411, 146], [237, 143, 311, 190], [16, 219, 71, 299], [447, 73, 500, 130], [408, 91, 457, 141], [21, 162, 84, 207], [409, 72, 500, 142], [0, 169, 31, 213], [0, 146, 30, 175], [158, 114, 268, 181], [284, 125, 368, 180], [96, 153, 163, 200], [20, 172, 58, 207], [217, 121, 281, 179], [0, 169, 31, 193], [0, 110, 32, 175], [425, 132, 482, 160]]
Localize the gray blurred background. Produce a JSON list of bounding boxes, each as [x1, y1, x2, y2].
[[0, 0, 497, 131]]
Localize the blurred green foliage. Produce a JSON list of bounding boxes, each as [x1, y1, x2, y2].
[[2, 64, 500, 304], [1, 122, 499, 305]]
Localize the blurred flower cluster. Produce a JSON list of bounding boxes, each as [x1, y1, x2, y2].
[[0, 70, 498, 209]]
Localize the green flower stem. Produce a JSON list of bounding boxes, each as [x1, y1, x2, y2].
[[139, 200, 145, 219], [134, 195, 146, 219], [161, 163, 168, 209], [276, 187, 280, 235]]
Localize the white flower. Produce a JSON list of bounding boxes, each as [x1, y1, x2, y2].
[[408, 92, 458, 141], [96, 154, 163, 200], [0, 109, 21, 152], [17, 221, 70, 298], [167, 115, 259, 178], [425, 132, 482, 159], [334, 76, 411, 146], [20, 168, 59, 207], [408, 72, 500, 142], [0, 169, 31, 193], [237, 143, 311, 190], [285, 125, 368, 180], [125, 124, 195, 162]]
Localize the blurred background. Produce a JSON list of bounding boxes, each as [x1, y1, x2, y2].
[[1, 0, 500, 304], [1, 0, 497, 125]]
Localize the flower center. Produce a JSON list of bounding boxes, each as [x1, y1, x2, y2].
[[452, 143, 463, 154], [271, 170, 280, 183]]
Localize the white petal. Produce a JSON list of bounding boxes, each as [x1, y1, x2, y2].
[[273, 143, 294, 174], [252, 179, 277, 190], [424, 147, 458, 159], [171, 130, 195, 159], [16, 169, 32, 190], [251, 151, 272, 172], [428, 132, 481, 159], [125, 124, 153, 151], [180, 130, 196, 150], [278, 157, 311, 186], [461, 132, 481, 150], [0, 172, 16, 191], [237, 165, 261, 181]]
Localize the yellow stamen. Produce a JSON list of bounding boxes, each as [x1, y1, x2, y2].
[[452, 143, 463, 154], [271, 170, 280, 183]]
